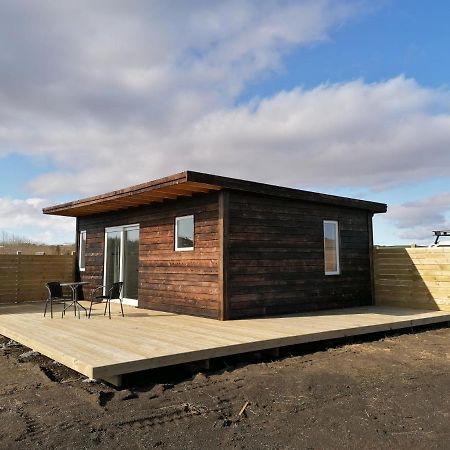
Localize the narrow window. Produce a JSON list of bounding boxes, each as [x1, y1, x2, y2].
[[79, 230, 86, 271], [175, 215, 194, 251], [323, 220, 340, 275]]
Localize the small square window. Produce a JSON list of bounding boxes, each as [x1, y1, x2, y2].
[[79, 230, 86, 271], [175, 215, 194, 251], [323, 220, 340, 275]]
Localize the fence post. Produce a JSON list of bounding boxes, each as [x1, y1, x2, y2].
[[16, 253, 20, 303]]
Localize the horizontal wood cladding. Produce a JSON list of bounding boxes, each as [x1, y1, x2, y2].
[[78, 193, 220, 318], [77, 188, 374, 320], [227, 192, 372, 319], [0, 255, 75, 303], [374, 247, 450, 311]]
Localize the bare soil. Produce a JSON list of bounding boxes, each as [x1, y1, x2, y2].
[[1, 326, 450, 450]]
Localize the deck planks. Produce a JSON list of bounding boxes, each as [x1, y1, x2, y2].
[[0, 302, 449, 385]]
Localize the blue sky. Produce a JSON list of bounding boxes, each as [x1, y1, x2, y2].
[[240, 1, 450, 97], [0, 0, 449, 244]]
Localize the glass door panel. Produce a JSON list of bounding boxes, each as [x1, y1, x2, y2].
[[105, 230, 121, 289], [123, 228, 139, 299], [104, 225, 140, 303]]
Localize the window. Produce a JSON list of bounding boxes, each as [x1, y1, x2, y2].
[[175, 215, 194, 251], [79, 230, 86, 271], [323, 220, 340, 275]]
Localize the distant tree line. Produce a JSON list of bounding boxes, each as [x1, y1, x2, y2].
[[0, 230, 39, 245], [0, 231, 75, 255]]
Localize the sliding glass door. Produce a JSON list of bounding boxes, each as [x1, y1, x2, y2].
[[104, 224, 139, 305], [123, 227, 139, 299]]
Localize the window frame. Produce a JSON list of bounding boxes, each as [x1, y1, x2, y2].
[[323, 220, 340, 276], [79, 230, 87, 272], [175, 215, 195, 251]]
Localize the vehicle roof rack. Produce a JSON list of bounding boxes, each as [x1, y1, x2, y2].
[[433, 230, 450, 244]]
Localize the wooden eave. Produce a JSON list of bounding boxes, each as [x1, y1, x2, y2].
[[43, 170, 387, 217]]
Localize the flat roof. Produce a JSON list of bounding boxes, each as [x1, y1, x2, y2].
[[43, 170, 387, 217]]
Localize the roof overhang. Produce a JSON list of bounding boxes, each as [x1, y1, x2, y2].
[[43, 171, 387, 217]]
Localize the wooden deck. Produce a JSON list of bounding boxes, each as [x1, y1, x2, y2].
[[0, 302, 449, 386]]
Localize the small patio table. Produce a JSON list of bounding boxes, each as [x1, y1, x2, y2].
[[61, 281, 90, 319]]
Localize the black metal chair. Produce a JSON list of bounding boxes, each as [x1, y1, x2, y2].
[[88, 282, 124, 319], [44, 282, 72, 318]]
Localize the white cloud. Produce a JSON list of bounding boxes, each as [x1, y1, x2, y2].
[[0, 1, 362, 186], [20, 76, 450, 197], [0, 198, 74, 244], [1, 1, 450, 245], [388, 193, 450, 243], [0, 0, 366, 242], [0, 0, 357, 129]]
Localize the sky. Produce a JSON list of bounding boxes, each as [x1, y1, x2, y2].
[[0, 0, 450, 245]]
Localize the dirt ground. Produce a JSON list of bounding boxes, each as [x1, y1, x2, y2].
[[0, 326, 450, 450]]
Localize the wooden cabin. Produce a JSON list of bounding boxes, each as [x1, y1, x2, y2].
[[43, 171, 387, 320]]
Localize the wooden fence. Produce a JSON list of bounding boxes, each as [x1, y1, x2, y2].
[[374, 247, 450, 311], [0, 255, 75, 303], [1, 248, 448, 308]]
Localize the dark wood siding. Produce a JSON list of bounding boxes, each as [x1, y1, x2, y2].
[[78, 193, 220, 319], [77, 188, 374, 321], [227, 191, 372, 319]]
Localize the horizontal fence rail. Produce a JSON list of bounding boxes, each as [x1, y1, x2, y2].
[[0, 255, 75, 303], [374, 247, 450, 311]]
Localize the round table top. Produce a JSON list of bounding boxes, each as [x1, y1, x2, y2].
[[60, 281, 90, 287]]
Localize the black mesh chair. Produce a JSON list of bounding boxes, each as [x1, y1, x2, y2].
[[44, 282, 72, 318], [88, 282, 124, 319]]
